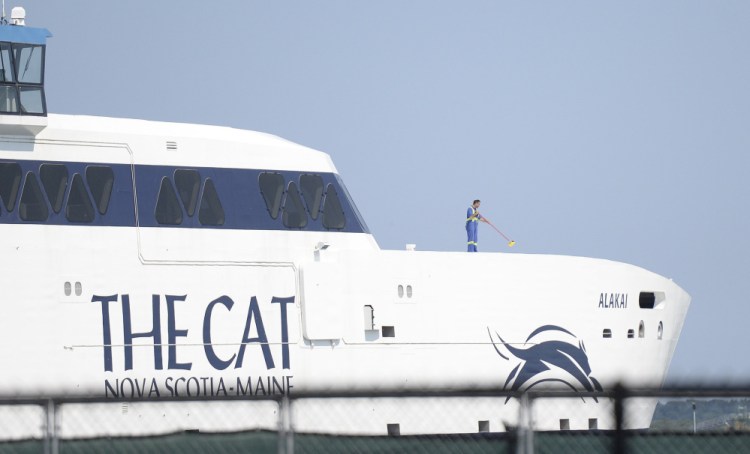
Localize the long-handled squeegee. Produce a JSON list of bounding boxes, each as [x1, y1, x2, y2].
[[486, 220, 516, 247]]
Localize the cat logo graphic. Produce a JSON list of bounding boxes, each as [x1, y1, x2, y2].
[[488, 325, 603, 401]]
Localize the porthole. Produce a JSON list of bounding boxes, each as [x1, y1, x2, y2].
[[658, 321, 663, 340], [397, 285, 404, 298], [639, 292, 656, 309], [602, 329, 612, 338], [638, 320, 645, 338], [627, 329, 634, 339]]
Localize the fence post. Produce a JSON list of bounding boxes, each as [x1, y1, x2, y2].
[[516, 393, 534, 454], [43, 399, 59, 454], [278, 396, 294, 454], [614, 384, 625, 454]]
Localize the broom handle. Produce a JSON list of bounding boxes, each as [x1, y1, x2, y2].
[[485, 219, 512, 242]]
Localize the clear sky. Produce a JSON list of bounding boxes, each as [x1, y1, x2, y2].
[[26, 1, 750, 382]]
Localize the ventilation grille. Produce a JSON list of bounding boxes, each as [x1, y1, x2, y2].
[[166, 141, 178, 150]]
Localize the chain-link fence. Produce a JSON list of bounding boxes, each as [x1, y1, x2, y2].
[[1, 387, 749, 453]]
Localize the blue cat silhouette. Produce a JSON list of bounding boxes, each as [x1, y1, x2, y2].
[[489, 325, 603, 402]]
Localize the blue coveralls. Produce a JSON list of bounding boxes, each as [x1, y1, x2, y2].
[[466, 206, 481, 252]]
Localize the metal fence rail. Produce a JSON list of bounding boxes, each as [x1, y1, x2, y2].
[[0, 386, 749, 453]]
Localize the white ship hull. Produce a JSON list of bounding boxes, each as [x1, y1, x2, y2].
[[0, 114, 689, 436]]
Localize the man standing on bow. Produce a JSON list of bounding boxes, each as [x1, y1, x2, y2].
[[466, 199, 488, 252]]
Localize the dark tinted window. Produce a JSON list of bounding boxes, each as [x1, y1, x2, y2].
[[155, 177, 182, 225], [18, 87, 44, 114], [66, 174, 95, 223], [0, 42, 15, 83], [198, 178, 225, 226], [322, 184, 346, 230], [86, 166, 114, 215], [13, 44, 44, 84], [0, 86, 18, 113], [259, 172, 284, 219], [19, 172, 48, 221], [174, 169, 200, 217], [0, 162, 21, 211], [639, 292, 656, 309], [40, 163, 68, 213], [282, 181, 307, 229], [299, 174, 323, 220]]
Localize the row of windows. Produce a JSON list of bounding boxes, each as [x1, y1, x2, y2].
[[0, 160, 366, 232], [153, 170, 346, 229], [0, 162, 112, 222], [155, 170, 225, 226], [602, 321, 663, 340], [258, 172, 345, 229]]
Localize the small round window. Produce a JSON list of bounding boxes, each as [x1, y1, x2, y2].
[[657, 321, 663, 340]]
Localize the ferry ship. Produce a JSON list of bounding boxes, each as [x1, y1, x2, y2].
[[0, 9, 689, 436]]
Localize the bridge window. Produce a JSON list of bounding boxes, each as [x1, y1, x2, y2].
[[40, 163, 68, 213], [155, 177, 182, 225], [19, 172, 47, 221], [13, 44, 44, 84], [300, 174, 323, 220], [86, 166, 114, 215], [18, 86, 44, 114], [66, 174, 94, 223], [0, 85, 17, 113], [174, 169, 200, 217], [282, 181, 307, 229], [198, 178, 224, 226], [0, 43, 13, 83], [0, 42, 46, 115], [322, 184, 345, 230], [0, 162, 21, 211], [259, 172, 284, 220]]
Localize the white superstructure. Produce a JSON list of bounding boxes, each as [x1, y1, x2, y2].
[[0, 16, 689, 436]]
